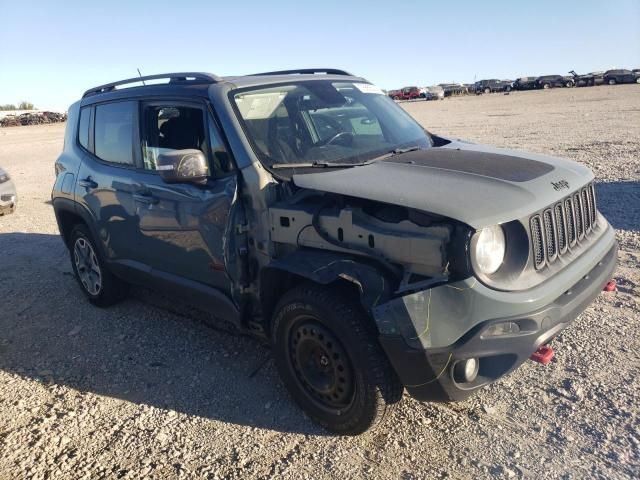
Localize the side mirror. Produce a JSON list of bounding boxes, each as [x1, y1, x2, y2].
[[157, 149, 208, 184]]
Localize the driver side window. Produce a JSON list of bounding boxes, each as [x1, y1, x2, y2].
[[141, 104, 209, 175]]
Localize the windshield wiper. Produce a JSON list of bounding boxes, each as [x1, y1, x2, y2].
[[271, 146, 424, 170], [369, 145, 423, 163], [271, 161, 366, 169]]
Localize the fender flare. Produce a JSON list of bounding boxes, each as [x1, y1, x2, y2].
[[261, 250, 394, 310]]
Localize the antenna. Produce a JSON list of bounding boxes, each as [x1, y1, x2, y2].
[[137, 68, 146, 86]]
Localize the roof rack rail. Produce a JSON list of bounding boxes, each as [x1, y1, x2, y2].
[[249, 68, 353, 77], [82, 72, 221, 98]]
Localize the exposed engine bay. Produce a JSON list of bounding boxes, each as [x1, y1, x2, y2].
[[268, 192, 453, 281]]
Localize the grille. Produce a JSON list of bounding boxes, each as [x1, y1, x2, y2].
[[531, 183, 597, 270]]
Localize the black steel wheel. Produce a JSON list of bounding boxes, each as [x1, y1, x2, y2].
[[272, 284, 402, 435], [289, 318, 355, 411]]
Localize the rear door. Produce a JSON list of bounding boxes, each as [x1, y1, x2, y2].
[[130, 99, 237, 291], [75, 100, 145, 274]]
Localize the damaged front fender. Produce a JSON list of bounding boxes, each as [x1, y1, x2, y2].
[[263, 250, 393, 310]]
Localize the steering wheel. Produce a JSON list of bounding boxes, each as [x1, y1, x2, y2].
[[320, 131, 354, 147]]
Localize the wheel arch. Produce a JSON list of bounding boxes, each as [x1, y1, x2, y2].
[[53, 199, 102, 253], [259, 251, 393, 335]]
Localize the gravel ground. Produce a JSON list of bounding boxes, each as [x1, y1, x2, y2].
[[0, 85, 638, 479]]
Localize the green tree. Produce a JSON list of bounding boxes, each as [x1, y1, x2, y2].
[[18, 101, 35, 110], [0, 104, 17, 111]]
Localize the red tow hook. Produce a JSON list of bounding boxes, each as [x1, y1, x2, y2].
[[603, 280, 616, 292], [530, 345, 554, 365]]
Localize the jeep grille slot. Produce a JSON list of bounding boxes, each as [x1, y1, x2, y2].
[[574, 192, 584, 240], [582, 187, 592, 232], [565, 198, 577, 247], [543, 209, 557, 262], [530, 215, 545, 270], [530, 182, 597, 270], [588, 184, 597, 224], [554, 203, 567, 254]]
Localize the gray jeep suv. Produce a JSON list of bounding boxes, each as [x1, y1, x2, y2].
[[52, 69, 617, 434]]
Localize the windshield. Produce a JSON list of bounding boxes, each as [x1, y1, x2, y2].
[[231, 81, 432, 168]]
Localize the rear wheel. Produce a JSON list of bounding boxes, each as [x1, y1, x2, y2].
[[608, 78, 616, 85], [636, 77, 640, 84], [484, 87, 491, 94], [543, 83, 551, 89], [69, 224, 128, 307], [565, 81, 574, 88], [271, 284, 402, 435]]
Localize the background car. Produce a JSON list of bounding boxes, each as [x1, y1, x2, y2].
[[387, 89, 401, 100], [0, 167, 17, 215], [568, 70, 604, 87], [398, 86, 421, 100], [474, 79, 513, 93], [513, 77, 538, 90], [535, 75, 574, 89], [426, 85, 445, 100], [603, 69, 640, 85], [439, 83, 469, 97]]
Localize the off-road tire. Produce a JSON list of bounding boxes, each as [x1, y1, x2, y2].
[[272, 284, 403, 435], [69, 224, 128, 307]]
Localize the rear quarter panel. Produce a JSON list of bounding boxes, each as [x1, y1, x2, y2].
[[52, 101, 83, 203]]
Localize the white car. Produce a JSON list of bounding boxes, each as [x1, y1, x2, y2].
[[0, 167, 17, 215]]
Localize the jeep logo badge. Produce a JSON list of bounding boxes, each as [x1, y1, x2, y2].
[[551, 180, 570, 191]]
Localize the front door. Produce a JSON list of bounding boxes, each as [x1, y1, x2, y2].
[[130, 100, 237, 292]]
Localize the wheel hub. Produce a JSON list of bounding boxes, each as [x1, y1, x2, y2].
[[289, 320, 354, 409], [73, 237, 102, 296]]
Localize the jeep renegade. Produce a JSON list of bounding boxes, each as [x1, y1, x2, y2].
[[52, 69, 617, 434]]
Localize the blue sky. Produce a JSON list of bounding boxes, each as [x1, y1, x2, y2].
[[1, 0, 638, 110]]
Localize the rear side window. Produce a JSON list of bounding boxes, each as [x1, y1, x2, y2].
[[78, 107, 90, 150], [94, 101, 136, 165]]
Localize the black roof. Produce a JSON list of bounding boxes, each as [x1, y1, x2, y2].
[[80, 69, 365, 105]]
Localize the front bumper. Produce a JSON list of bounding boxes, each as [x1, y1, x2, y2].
[[373, 223, 618, 402], [0, 182, 17, 214]]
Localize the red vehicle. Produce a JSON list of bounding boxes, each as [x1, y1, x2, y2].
[[389, 86, 421, 101]]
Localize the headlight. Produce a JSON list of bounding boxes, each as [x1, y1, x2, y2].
[[472, 225, 506, 275], [0, 173, 9, 184]]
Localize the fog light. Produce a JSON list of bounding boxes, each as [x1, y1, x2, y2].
[[453, 358, 479, 383], [482, 321, 521, 338]]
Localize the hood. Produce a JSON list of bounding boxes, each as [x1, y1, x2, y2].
[[292, 141, 594, 229]]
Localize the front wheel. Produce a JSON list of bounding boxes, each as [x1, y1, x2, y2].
[[608, 78, 616, 85], [543, 83, 551, 89], [271, 284, 403, 435], [69, 224, 128, 307], [484, 87, 491, 94]]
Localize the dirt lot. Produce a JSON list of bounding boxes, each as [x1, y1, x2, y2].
[[0, 85, 638, 479]]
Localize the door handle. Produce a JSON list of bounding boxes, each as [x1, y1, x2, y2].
[[78, 177, 98, 189], [133, 192, 159, 205]]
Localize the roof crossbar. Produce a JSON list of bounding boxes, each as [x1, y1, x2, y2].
[[249, 68, 353, 77], [82, 72, 221, 98]]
